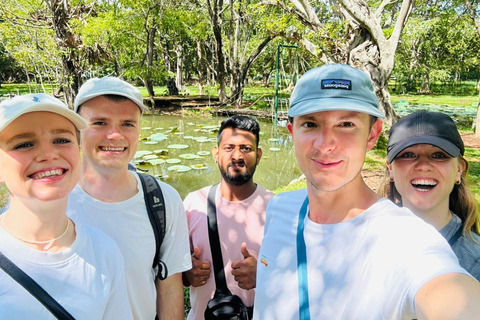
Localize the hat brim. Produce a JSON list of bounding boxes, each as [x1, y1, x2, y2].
[[387, 136, 461, 163], [288, 97, 385, 119], [74, 92, 149, 113], [0, 103, 88, 132]]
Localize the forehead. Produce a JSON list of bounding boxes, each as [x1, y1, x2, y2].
[[218, 127, 256, 144], [79, 96, 141, 118], [296, 110, 370, 122]]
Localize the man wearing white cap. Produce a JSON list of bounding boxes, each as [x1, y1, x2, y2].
[[254, 64, 480, 319], [67, 77, 191, 320]]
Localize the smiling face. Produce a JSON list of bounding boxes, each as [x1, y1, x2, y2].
[[288, 110, 382, 193], [0, 112, 80, 202], [78, 96, 141, 171], [213, 127, 262, 186], [388, 144, 464, 215]]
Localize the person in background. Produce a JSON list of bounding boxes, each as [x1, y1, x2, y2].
[[183, 116, 274, 319], [382, 110, 480, 280], [254, 64, 480, 320], [67, 77, 191, 320], [0, 93, 132, 319]]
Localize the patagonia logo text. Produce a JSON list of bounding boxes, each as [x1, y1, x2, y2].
[[321, 79, 352, 90]]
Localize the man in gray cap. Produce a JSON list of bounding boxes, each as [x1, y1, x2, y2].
[[254, 64, 480, 319], [67, 77, 191, 320]]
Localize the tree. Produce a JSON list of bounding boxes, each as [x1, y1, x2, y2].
[[264, 0, 415, 125], [463, 0, 480, 137]]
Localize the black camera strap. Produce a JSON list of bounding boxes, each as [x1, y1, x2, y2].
[[0, 251, 75, 320], [206, 183, 232, 296]]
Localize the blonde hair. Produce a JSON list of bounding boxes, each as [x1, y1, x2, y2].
[[380, 155, 480, 241]]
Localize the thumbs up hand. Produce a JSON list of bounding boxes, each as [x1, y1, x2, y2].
[[231, 242, 257, 290], [183, 246, 211, 287]]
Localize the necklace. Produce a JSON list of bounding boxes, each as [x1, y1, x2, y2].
[[1, 213, 70, 245]]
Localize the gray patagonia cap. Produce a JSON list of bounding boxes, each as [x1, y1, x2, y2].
[[387, 110, 464, 163], [74, 76, 148, 113], [289, 64, 385, 119]]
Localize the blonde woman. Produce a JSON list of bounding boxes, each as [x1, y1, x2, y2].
[[0, 94, 132, 319], [382, 110, 480, 280]]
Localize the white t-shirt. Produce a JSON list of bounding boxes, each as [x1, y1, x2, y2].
[[255, 189, 470, 320], [184, 184, 274, 320], [67, 172, 192, 320], [0, 221, 132, 320]]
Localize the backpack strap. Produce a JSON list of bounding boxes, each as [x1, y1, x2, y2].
[[0, 251, 75, 320], [448, 224, 464, 247], [137, 173, 168, 280]]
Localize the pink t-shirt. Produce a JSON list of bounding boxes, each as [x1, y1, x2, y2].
[[184, 184, 274, 320]]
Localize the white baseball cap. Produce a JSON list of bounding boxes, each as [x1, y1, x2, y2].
[[74, 76, 148, 113], [0, 93, 88, 132]]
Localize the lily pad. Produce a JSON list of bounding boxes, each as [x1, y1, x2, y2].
[[268, 138, 280, 142], [150, 133, 168, 142], [154, 174, 169, 180], [168, 165, 192, 173], [144, 141, 159, 145], [134, 150, 153, 159], [165, 158, 181, 164], [183, 136, 194, 139], [141, 127, 152, 130], [167, 144, 189, 149], [191, 164, 209, 170], [270, 147, 281, 152], [149, 159, 165, 165], [179, 154, 198, 160], [197, 151, 210, 156], [143, 155, 158, 160]]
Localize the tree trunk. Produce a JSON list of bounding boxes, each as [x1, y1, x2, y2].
[[47, 0, 83, 107], [144, 16, 157, 107], [175, 43, 183, 91], [196, 40, 204, 95], [207, 0, 227, 102]]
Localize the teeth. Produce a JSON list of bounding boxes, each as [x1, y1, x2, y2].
[[411, 179, 437, 186], [31, 169, 63, 179], [102, 147, 125, 152]]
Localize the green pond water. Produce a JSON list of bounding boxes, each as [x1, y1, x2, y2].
[[137, 115, 301, 199]]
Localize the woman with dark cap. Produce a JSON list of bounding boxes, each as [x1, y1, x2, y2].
[[382, 110, 480, 280]]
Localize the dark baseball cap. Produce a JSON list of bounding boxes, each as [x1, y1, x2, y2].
[[387, 110, 464, 163]]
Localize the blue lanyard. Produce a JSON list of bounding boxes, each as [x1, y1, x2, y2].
[[297, 196, 310, 320]]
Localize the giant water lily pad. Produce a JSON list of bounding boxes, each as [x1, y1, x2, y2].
[[144, 141, 159, 145], [179, 154, 199, 160], [197, 151, 210, 156], [151, 133, 168, 142], [143, 155, 158, 160], [191, 164, 209, 170], [270, 147, 281, 152], [166, 158, 181, 164], [183, 136, 194, 139], [168, 165, 192, 172], [134, 150, 153, 159], [141, 127, 152, 130], [268, 138, 280, 142], [154, 174, 169, 180], [167, 144, 189, 149], [148, 159, 165, 165]]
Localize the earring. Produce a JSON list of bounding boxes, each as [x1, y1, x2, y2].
[[455, 179, 461, 185], [389, 177, 394, 182]]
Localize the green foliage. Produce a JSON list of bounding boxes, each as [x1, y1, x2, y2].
[[465, 147, 480, 206]]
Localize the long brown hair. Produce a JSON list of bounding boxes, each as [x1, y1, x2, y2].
[[380, 155, 480, 240]]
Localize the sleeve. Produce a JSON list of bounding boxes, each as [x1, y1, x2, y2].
[[159, 181, 192, 276], [103, 241, 134, 320]]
